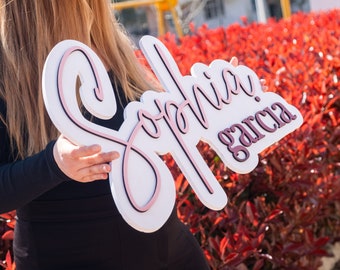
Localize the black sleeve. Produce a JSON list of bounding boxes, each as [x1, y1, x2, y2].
[[0, 98, 71, 213], [0, 141, 71, 214]]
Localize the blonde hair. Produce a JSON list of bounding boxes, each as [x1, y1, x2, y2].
[[0, 0, 152, 159]]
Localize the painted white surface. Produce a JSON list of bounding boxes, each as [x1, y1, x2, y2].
[[255, 0, 267, 23], [310, 0, 340, 11]]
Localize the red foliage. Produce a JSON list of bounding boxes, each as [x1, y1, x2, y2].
[[0, 212, 15, 270], [159, 9, 340, 269], [1, 9, 339, 270]]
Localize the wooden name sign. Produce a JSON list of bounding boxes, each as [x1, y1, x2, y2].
[[42, 35, 303, 232]]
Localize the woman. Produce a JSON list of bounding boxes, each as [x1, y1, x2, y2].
[[0, 1, 210, 269]]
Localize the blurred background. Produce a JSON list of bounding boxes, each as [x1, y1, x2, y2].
[[111, 0, 340, 42]]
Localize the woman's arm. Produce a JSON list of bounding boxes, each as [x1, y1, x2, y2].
[[0, 133, 119, 214], [0, 141, 69, 213]]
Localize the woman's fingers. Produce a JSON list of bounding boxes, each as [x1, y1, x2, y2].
[[76, 150, 120, 182], [230, 56, 239, 67], [70, 144, 102, 159], [78, 147, 119, 166], [53, 135, 120, 183], [260, 79, 268, 91], [77, 163, 112, 182]]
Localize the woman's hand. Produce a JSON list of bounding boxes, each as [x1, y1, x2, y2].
[[229, 56, 239, 67], [230, 56, 268, 91], [53, 135, 120, 183]]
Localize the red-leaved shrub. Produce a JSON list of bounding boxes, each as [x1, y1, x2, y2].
[[0, 212, 15, 269], [1, 9, 339, 270], [139, 9, 340, 270]]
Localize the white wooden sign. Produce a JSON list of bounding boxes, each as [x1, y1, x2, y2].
[[42, 35, 303, 232]]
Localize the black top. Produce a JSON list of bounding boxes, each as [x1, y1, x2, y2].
[[0, 74, 209, 270], [0, 72, 128, 213]]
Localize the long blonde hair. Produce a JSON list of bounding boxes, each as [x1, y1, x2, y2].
[[0, 0, 152, 159]]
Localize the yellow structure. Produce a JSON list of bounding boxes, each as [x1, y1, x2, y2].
[[280, 0, 292, 18], [112, 0, 183, 37]]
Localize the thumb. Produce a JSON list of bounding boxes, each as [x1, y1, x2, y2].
[[230, 56, 239, 67]]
